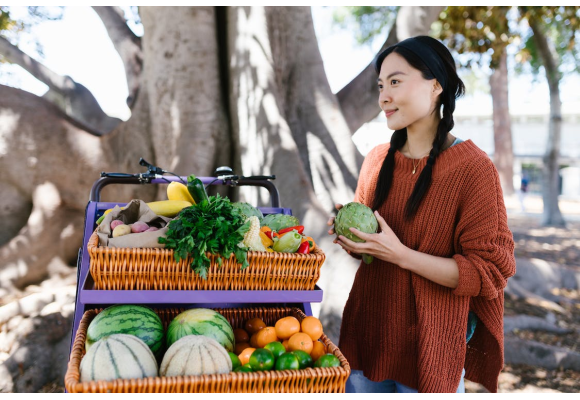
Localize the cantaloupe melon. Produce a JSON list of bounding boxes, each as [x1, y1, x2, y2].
[[160, 335, 232, 377], [80, 334, 158, 382]]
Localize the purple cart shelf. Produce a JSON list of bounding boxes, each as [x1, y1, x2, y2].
[[70, 175, 324, 355]]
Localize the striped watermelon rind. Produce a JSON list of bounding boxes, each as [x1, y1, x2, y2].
[[166, 308, 235, 352], [86, 305, 165, 359]]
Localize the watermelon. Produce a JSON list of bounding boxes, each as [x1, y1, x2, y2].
[[80, 334, 158, 382], [166, 308, 235, 352], [86, 305, 165, 359]]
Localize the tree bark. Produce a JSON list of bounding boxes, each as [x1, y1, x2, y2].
[[336, 6, 444, 134], [489, 48, 515, 195], [528, 15, 566, 227], [92, 6, 143, 109], [0, 36, 121, 134]]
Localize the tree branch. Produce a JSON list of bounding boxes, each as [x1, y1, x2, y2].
[[0, 35, 71, 92], [92, 6, 143, 108], [336, 6, 445, 134]]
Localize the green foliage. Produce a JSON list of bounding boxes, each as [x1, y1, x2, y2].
[[159, 194, 251, 279], [434, 6, 512, 69], [517, 6, 580, 76], [332, 6, 398, 46]]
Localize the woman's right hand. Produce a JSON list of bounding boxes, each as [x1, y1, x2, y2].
[[328, 203, 362, 260], [327, 203, 343, 240]]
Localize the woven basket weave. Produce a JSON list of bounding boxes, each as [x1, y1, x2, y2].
[[87, 231, 325, 290], [65, 306, 350, 393]]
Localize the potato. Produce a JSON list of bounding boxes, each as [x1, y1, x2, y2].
[[145, 227, 159, 232], [130, 221, 149, 233], [110, 219, 124, 231], [112, 224, 131, 238]]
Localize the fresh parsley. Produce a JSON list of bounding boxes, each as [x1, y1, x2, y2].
[[158, 194, 250, 279]]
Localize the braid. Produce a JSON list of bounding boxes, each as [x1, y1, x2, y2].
[[404, 104, 455, 219], [371, 129, 407, 211]]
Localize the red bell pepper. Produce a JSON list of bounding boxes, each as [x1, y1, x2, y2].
[[297, 241, 310, 254], [264, 230, 279, 240], [277, 225, 304, 235]]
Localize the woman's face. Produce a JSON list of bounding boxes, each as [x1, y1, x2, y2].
[[377, 52, 442, 131]]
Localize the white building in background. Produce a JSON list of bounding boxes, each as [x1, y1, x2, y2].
[[353, 100, 580, 199]]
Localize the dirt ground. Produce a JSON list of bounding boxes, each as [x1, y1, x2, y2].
[[465, 210, 580, 393]]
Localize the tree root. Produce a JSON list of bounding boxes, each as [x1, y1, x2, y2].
[[504, 336, 580, 371]]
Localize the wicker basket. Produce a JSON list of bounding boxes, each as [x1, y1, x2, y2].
[[87, 231, 325, 290], [65, 306, 350, 393]]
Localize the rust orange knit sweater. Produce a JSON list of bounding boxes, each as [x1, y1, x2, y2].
[[338, 140, 516, 393]]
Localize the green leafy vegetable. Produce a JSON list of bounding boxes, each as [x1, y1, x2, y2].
[[159, 194, 250, 279]]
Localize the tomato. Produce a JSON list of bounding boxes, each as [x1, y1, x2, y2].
[[275, 353, 300, 371], [291, 350, 313, 369], [249, 348, 275, 371]]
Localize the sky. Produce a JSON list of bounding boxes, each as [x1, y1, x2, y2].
[[1, 6, 580, 122]]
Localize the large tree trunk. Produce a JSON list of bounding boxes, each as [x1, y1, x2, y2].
[[528, 15, 566, 227], [489, 48, 515, 195]]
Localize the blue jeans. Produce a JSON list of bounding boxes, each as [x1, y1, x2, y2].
[[345, 369, 466, 393]]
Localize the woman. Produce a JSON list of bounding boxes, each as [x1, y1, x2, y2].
[[328, 36, 516, 393]]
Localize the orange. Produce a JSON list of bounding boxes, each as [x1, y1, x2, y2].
[[245, 317, 266, 335], [256, 326, 278, 348], [234, 328, 250, 343], [238, 347, 256, 365], [310, 341, 327, 362], [282, 339, 290, 352], [301, 316, 323, 341], [275, 316, 301, 340], [288, 332, 313, 355], [249, 332, 260, 348], [235, 342, 251, 355]]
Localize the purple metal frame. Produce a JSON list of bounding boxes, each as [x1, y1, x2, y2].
[[70, 176, 322, 355]]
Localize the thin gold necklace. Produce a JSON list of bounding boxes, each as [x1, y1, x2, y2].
[[407, 142, 432, 175]]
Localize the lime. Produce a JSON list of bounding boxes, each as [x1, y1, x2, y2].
[[275, 353, 300, 371], [313, 354, 340, 368], [249, 348, 275, 371], [264, 341, 286, 360], [291, 350, 313, 369], [234, 364, 253, 373], [228, 352, 241, 370]]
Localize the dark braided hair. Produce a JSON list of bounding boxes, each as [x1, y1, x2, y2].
[[371, 36, 465, 219]]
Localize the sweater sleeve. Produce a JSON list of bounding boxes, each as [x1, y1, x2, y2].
[[452, 158, 516, 299]]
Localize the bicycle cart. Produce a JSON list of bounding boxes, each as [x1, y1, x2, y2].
[[65, 161, 350, 393]]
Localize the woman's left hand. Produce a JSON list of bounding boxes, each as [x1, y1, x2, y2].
[[337, 211, 408, 266]]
